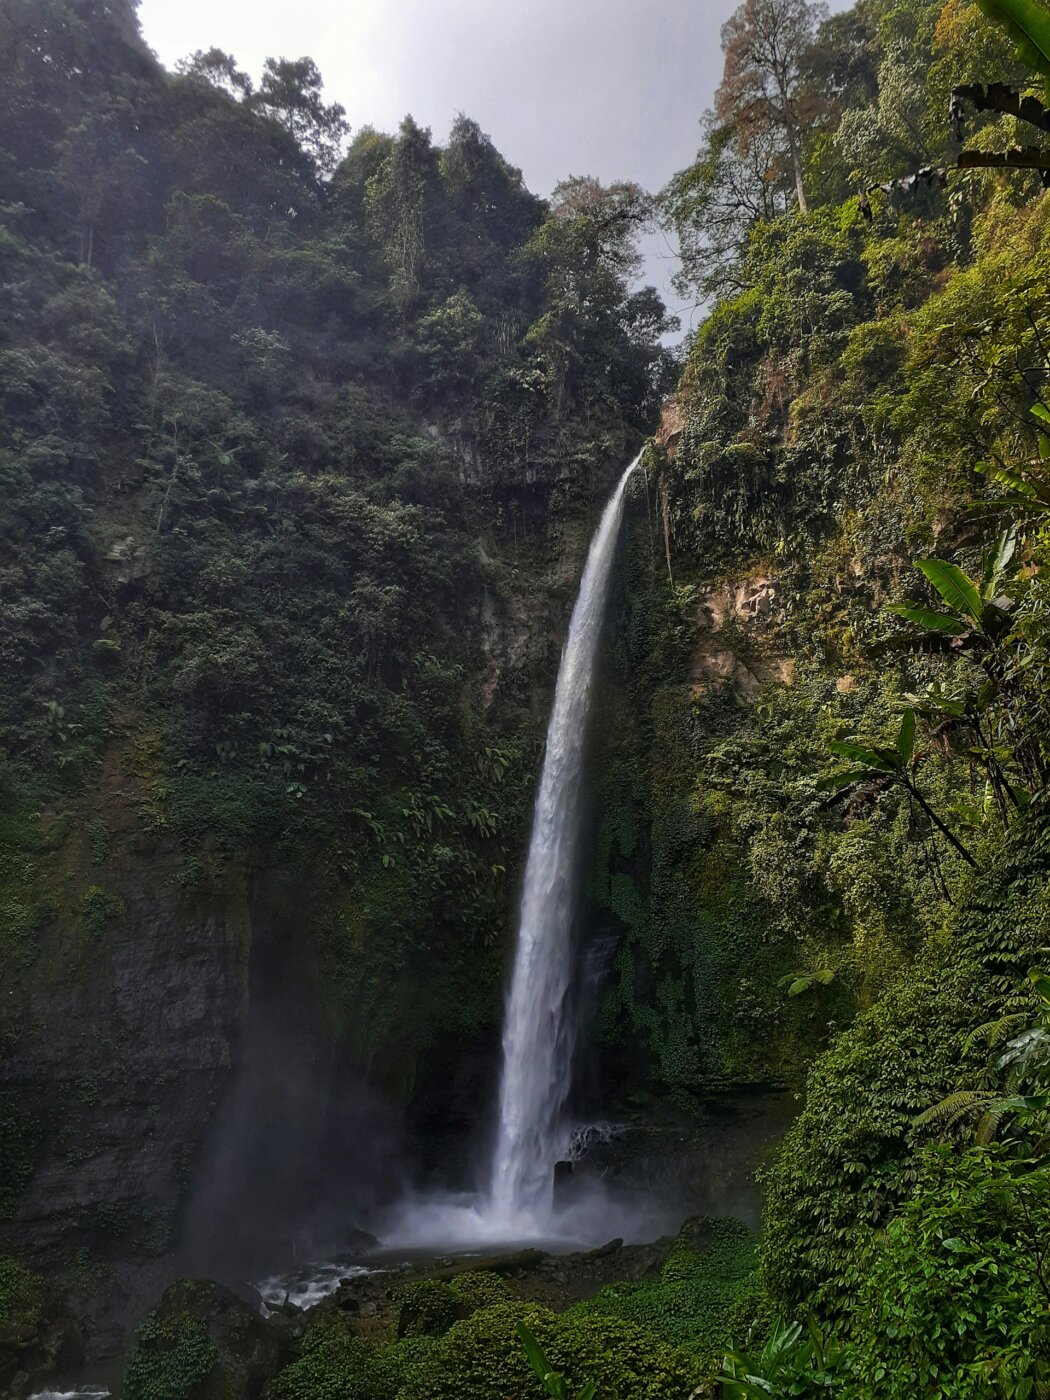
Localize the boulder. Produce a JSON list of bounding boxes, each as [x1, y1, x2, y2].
[[121, 1279, 288, 1400]]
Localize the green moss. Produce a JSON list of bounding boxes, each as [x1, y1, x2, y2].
[[0, 1096, 38, 1220], [396, 1301, 706, 1400], [78, 885, 124, 939], [122, 1308, 217, 1400], [86, 817, 110, 866], [0, 1255, 44, 1346], [571, 1217, 759, 1361]]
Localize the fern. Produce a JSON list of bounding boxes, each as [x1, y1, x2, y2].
[[914, 1089, 999, 1133], [963, 1012, 1028, 1054]]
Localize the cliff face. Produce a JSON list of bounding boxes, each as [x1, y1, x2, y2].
[[1, 454, 812, 1360], [0, 481, 607, 1350], [2, 727, 251, 1344]]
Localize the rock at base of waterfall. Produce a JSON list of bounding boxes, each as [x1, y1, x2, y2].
[[121, 1280, 289, 1400]]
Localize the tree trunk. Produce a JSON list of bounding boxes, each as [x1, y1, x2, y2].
[[786, 122, 808, 214]]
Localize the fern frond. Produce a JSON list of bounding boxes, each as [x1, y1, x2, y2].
[[964, 1013, 1027, 1054], [975, 1105, 1010, 1144], [914, 1090, 998, 1133]]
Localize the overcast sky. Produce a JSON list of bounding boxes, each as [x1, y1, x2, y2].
[[137, 0, 844, 336]]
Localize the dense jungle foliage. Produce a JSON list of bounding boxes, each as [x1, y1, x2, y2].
[[0, 0, 673, 1083], [3, 0, 1050, 1395]]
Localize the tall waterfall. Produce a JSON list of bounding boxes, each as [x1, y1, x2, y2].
[[490, 456, 641, 1218]]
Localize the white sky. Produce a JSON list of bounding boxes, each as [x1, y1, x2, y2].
[[137, 0, 845, 337]]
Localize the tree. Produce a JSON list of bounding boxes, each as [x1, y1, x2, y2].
[[365, 116, 440, 312], [252, 56, 348, 176], [549, 175, 652, 280], [833, 0, 942, 184], [661, 112, 784, 303], [176, 47, 253, 100], [716, 0, 828, 214]]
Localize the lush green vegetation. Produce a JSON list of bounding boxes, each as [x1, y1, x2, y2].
[[643, 0, 1050, 1392], [0, 0, 670, 1111], [5, 0, 1050, 1395]]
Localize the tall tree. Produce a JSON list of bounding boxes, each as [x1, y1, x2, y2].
[[661, 112, 785, 303], [252, 56, 348, 176], [716, 0, 828, 214], [549, 175, 653, 281]]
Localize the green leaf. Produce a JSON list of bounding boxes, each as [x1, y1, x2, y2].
[[1032, 402, 1050, 425], [816, 767, 874, 791], [982, 527, 1017, 596], [916, 559, 983, 622], [975, 459, 1039, 499], [517, 1322, 551, 1382], [829, 739, 897, 772], [974, 0, 1050, 86], [886, 602, 969, 635]]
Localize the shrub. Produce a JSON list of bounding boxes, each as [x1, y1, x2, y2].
[[396, 1300, 706, 1400], [395, 1279, 460, 1338], [268, 1314, 427, 1400], [845, 1146, 1050, 1399], [122, 1310, 216, 1400], [571, 1217, 759, 1361]]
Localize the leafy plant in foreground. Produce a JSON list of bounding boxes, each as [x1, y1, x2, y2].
[[819, 708, 977, 868], [974, 0, 1050, 97], [716, 1317, 848, 1396], [975, 406, 1050, 522], [518, 1322, 597, 1400], [882, 530, 1048, 808], [916, 969, 1050, 1156]]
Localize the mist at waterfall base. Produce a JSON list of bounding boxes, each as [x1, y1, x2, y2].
[[377, 457, 677, 1256]]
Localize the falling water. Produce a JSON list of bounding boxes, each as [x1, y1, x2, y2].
[[490, 455, 641, 1219]]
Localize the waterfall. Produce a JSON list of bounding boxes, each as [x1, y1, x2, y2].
[[490, 455, 641, 1219]]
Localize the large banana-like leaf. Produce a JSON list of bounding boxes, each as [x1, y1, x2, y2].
[[982, 527, 1017, 597], [975, 0, 1050, 94], [816, 767, 879, 791], [916, 559, 984, 623], [975, 458, 1046, 501], [886, 602, 969, 635], [828, 739, 897, 771]]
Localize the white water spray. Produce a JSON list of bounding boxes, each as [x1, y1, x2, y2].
[[490, 456, 641, 1219]]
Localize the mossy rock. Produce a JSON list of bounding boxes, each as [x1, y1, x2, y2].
[[395, 1271, 511, 1339], [0, 1255, 83, 1397], [122, 1279, 285, 1400], [396, 1300, 707, 1400], [395, 1280, 460, 1339], [268, 1314, 428, 1400], [446, 1269, 510, 1314]]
